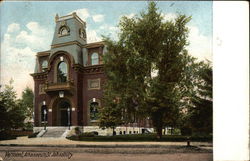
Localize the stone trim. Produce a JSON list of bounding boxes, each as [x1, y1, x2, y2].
[[87, 78, 101, 90]]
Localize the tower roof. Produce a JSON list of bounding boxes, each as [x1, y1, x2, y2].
[[51, 12, 87, 48]]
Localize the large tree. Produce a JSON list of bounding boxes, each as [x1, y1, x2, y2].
[[100, 2, 194, 138], [187, 62, 213, 135], [18, 87, 34, 122], [0, 80, 26, 133]]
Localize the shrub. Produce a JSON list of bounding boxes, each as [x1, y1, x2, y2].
[[0, 132, 16, 140], [79, 132, 98, 137], [75, 127, 81, 135], [28, 132, 39, 138]]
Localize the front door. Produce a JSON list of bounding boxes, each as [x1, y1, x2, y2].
[[60, 109, 68, 126], [57, 99, 71, 126]]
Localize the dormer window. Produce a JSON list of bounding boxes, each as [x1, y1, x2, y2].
[[59, 26, 70, 36], [91, 53, 99, 65], [79, 28, 86, 40]]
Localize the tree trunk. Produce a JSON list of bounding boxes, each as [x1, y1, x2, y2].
[[156, 126, 162, 139]]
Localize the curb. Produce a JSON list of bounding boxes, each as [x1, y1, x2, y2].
[[0, 143, 212, 149]]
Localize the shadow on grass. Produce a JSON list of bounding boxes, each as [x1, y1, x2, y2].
[[67, 133, 212, 142]]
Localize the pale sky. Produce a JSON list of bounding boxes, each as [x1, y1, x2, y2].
[[0, 1, 212, 97]]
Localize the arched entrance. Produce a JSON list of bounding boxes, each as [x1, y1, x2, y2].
[[52, 98, 71, 126]]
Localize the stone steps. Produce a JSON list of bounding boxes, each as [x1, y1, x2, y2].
[[42, 127, 68, 138]]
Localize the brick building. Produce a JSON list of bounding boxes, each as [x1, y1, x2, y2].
[[31, 13, 152, 136]]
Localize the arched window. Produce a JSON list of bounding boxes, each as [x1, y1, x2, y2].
[[59, 26, 69, 36], [91, 53, 99, 65], [90, 101, 99, 120], [57, 61, 68, 83]]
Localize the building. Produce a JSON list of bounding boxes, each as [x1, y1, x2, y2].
[[31, 13, 152, 136]]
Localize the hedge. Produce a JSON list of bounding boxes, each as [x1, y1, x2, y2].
[[67, 134, 212, 142]]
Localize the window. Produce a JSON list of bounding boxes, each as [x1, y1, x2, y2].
[[41, 105, 47, 122], [41, 60, 48, 71], [79, 28, 86, 39], [90, 102, 99, 120], [59, 26, 69, 36], [91, 53, 99, 65], [57, 61, 68, 83]]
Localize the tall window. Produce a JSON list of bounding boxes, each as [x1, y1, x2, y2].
[[91, 53, 99, 65], [90, 102, 99, 120], [41, 60, 48, 71], [41, 105, 47, 122], [57, 61, 68, 83]]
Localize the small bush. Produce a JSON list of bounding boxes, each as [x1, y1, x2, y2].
[[75, 127, 81, 135], [28, 132, 39, 138], [79, 132, 98, 137], [23, 122, 33, 131], [0, 132, 16, 140]]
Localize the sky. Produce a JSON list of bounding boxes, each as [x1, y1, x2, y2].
[[0, 1, 212, 97]]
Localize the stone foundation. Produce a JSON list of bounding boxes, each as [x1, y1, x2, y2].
[[34, 126, 154, 136]]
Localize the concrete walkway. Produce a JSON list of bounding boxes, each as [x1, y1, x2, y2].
[[0, 136, 212, 148]]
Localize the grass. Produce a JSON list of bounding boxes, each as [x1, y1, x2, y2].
[[67, 133, 212, 142]]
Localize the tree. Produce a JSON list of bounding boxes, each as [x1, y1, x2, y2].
[[188, 62, 213, 135], [18, 87, 34, 122], [100, 2, 193, 138], [0, 80, 26, 133], [99, 84, 123, 135]]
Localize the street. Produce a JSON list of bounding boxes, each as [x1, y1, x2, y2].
[[0, 146, 212, 161]]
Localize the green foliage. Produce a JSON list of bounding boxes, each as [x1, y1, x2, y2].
[[67, 133, 212, 142], [188, 62, 213, 135], [28, 132, 39, 138], [18, 87, 34, 122], [0, 80, 26, 132], [100, 2, 212, 139], [79, 132, 98, 137], [0, 80, 34, 135]]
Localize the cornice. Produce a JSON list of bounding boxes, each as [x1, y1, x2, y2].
[[83, 41, 105, 49], [30, 72, 48, 80], [51, 41, 84, 49], [36, 51, 50, 57], [83, 64, 104, 74]]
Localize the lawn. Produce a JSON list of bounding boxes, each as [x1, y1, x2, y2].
[[67, 133, 212, 142]]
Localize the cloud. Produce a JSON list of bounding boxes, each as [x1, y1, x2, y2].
[[99, 24, 119, 40], [92, 14, 104, 22], [87, 29, 102, 43], [187, 25, 212, 61], [15, 22, 51, 51], [119, 13, 135, 20], [7, 23, 20, 33], [124, 13, 135, 19], [161, 13, 177, 22], [1, 22, 51, 98], [161, 13, 212, 61], [69, 8, 90, 21]]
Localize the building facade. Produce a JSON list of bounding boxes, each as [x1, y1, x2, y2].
[[31, 13, 153, 136], [31, 13, 106, 128]]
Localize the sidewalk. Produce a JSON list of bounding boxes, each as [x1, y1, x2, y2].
[[0, 136, 212, 148]]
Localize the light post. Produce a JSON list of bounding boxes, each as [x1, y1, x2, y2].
[[43, 108, 47, 130], [67, 107, 70, 130]]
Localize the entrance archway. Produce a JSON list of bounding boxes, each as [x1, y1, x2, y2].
[[58, 100, 71, 126], [52, 98, 71, 126]]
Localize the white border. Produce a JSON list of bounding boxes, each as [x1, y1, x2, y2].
[[213, 2, 249, 161]]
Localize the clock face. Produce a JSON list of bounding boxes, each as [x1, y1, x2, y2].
[[80, 28, 86, 39]]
